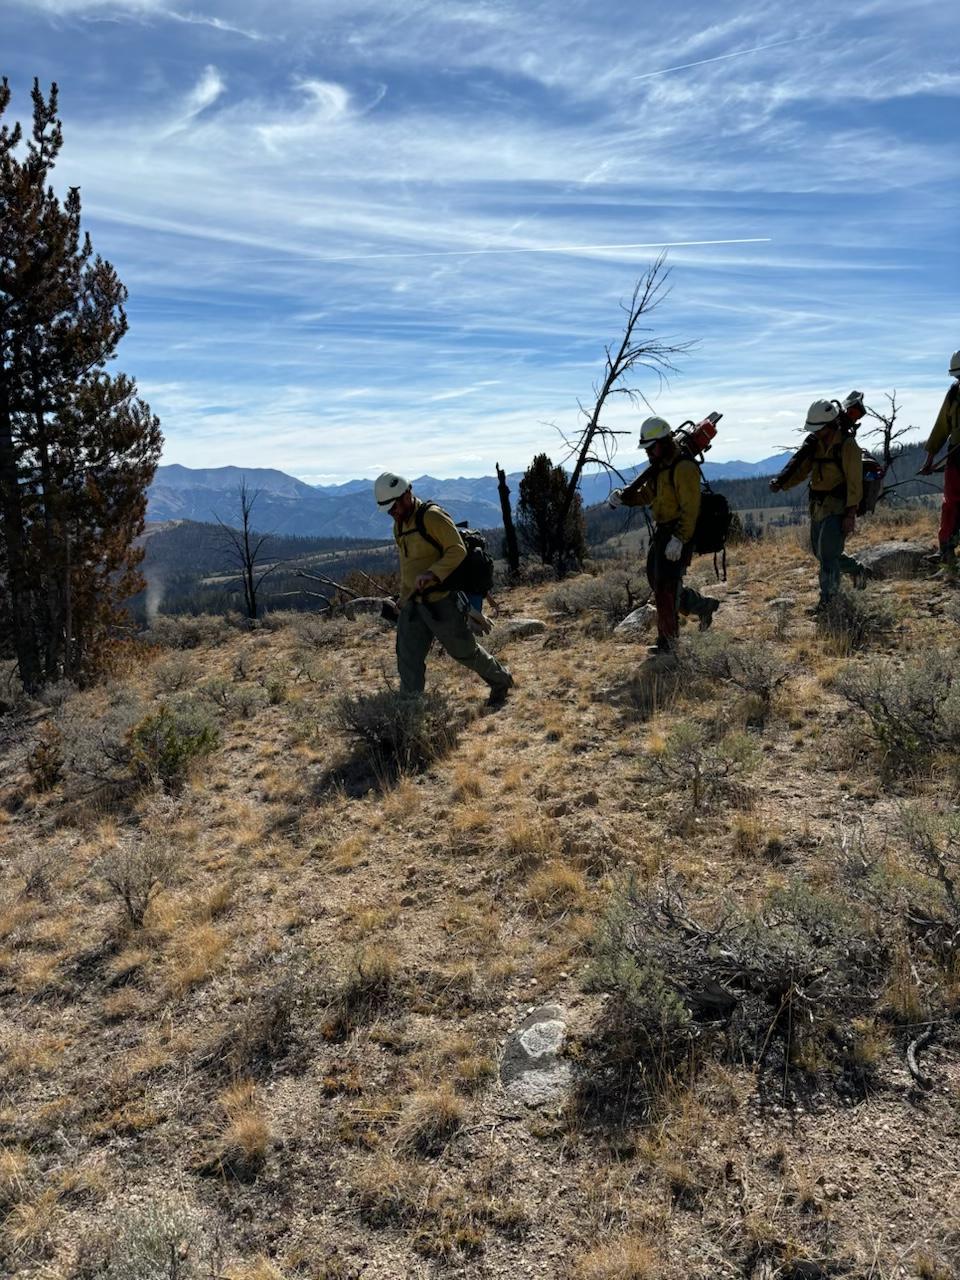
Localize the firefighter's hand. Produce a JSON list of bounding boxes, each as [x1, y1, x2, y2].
[[919, 455, 934, 476], [664, 536, 684, 562], [769, 478, 781, 493], [414, 572, 440, 594], [607, 488, 624, 509], [842, 511, 856, 536]]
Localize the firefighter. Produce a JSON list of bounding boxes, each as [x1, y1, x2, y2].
[[374, 472, 514, 704], [608, 417, 720, 656], [769, 399, 864, 612], [918, 351, 960, 580]]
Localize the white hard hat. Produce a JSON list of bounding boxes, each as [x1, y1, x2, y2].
[[374, 472, 411, 508], [639, 415, 672, 445], [843, 389, 865, 410], [805, 399, 840, 428], [949, 350, 960, 378]]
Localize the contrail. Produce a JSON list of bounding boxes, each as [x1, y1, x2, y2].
[[630, 38, 803, 81], [325, 237, 771, 263]]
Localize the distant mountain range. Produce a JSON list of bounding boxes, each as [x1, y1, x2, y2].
[[147, 455, 793, 539]]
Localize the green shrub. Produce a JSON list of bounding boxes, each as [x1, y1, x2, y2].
[[544, 572, 642, 632], [818, 589, 897, 652], [646, 720, 757, 812], [94, 1201, 204, 1280], [837, 651, 960, 775], [130, 703, 220, 791], [334, 687, 460, 776], [683, 633, 787, 720], [145, 613, 234, 650], [97, 839, 179, 928]]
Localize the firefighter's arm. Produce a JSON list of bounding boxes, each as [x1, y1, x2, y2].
[[773, 451, 812, 492], [421, 507, 466, 586], [620, 470, 655, 508], [923, 391, 953, 460], [674, 460, 701, 544]]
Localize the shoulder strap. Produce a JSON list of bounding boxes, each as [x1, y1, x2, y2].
[[670, 453, 709, 491], [414, 500, 444, 555]]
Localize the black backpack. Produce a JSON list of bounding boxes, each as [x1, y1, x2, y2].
[[415, 501, 496, 596], [667, 459, 733, 578]]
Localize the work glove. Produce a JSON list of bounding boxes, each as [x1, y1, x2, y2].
[[607, 488, 624, 509], [918, 454, 935, 476], [768, 478, 781, 493], [664, 535, 683, 562]]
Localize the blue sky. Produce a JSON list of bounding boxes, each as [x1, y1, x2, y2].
[[6, 0, 958, 483]]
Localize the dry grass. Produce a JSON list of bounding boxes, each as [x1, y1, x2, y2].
[[523, 861, 589, 917], [570, 1235, 660, 1280], [395, 1086, 466, 1156], [0, 511, 953, 1277]]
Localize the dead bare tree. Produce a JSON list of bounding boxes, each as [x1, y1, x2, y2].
[[215, 478, 277, 620], [865, 390, 913, 468], [553, 254, 694, 574]]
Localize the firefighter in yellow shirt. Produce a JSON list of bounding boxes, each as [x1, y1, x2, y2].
[[374, 473, 514, 705], [918, 350, 960, 579], [770, 399, 864, 612], [608, 417, 720, 655]]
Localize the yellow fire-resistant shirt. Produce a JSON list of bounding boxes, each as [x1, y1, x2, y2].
[[394, 499, 466, 604], [621, 457, 702, 543], [924, 386, 960, 456], [780, 431, 863, 518]]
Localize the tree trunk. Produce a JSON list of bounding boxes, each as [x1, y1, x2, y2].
[[0, 353, 41, 691], [496, 463, 520, 574]]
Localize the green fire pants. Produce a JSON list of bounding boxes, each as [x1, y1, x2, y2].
[[810, 514, 864, 604], [396, 594, 512, 695]]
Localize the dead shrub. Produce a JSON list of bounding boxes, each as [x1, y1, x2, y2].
[[583, 874, 888, 1115], [212, 978, 298, 1078], [323, 945, 401, 1040], [25, 722, 64, 792]]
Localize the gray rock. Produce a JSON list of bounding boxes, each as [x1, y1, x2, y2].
[[499, 617, 547, 638], [767, 597, 796, 610], [613, 604, 657, 638], [500, 1004, 571, 1106], [856, 540, 933, 579]]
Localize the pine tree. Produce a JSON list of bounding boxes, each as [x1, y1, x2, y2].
[[0, 80, 162, 689], [516, 453, 586, 569]]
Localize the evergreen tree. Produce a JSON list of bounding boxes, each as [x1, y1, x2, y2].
[[0, 80, 162, 689], [516, 453, 586, 569]]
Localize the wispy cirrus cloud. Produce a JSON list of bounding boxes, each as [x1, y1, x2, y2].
[[5, 0, 955, 479]]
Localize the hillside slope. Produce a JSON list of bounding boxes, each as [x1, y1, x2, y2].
[[1, 509, 958, 1279]]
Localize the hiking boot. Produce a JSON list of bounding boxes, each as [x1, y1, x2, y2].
[[930, 562, 958, 583], [486, 676, 514, 708], [805, 601, 828, 618], [698, 598, 721, 631]]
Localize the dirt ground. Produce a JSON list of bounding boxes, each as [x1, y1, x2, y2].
[[1, 507, 959, 1280]]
